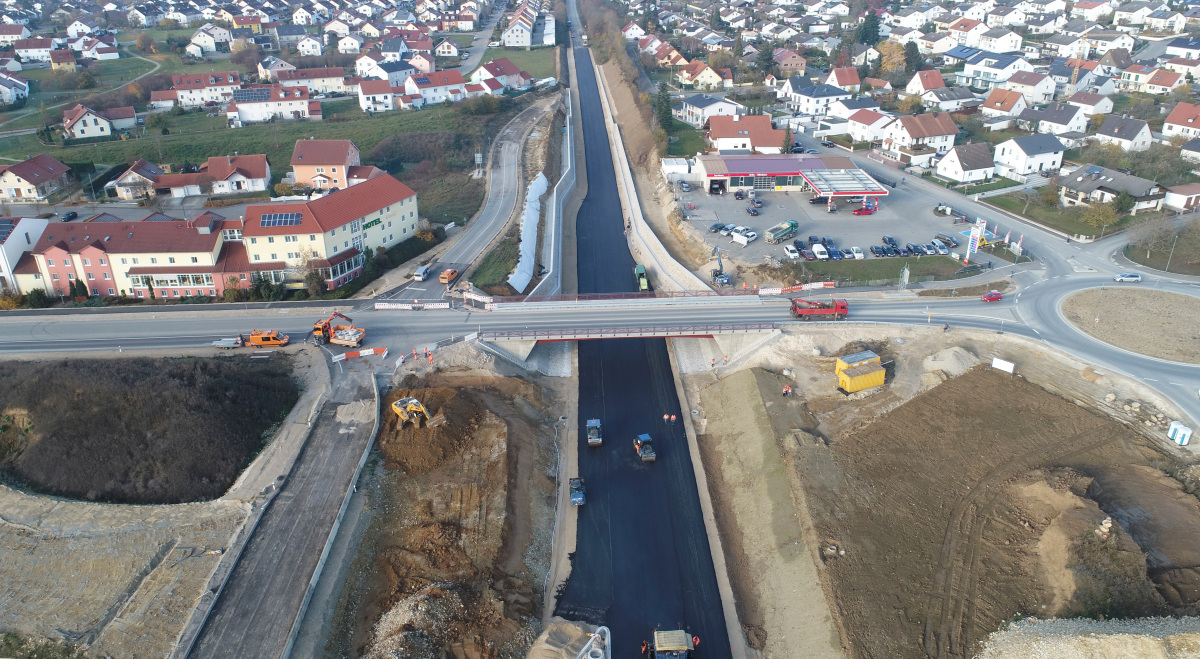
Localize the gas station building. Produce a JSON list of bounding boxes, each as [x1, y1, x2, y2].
[[663, 153, 890, 199]]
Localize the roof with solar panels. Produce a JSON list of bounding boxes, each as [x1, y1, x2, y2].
[[240, 173, 417, 237]]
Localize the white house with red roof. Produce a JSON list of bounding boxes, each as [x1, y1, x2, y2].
[[825, 67, 861, 93], [359, 78, 405, 112], [0, 155, 73, 202], [0, 25, 30, 47], [623, 22, 646, 40], [0, 71, 29, 105], [241, 174, 419, 289], [847, 109, 892, 143], [1164, 101, 1200, 140], [172, 71, 243, 108], [61, 104, 135, 139], [14, 38, 53, 62], [404, 70, 467, 104], [197, 154, 272, 195], [470, 57, 532, 90], [227, 85, 320, 127], [905, 70, 945, 95]]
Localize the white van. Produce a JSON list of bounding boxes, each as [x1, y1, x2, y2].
[[413, 265, 431, 281], [812, 244, 829, 260]]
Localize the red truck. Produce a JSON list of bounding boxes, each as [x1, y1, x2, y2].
[[790, 298, 848, 320]]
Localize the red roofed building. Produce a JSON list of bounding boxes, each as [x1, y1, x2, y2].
[[49, 49, 77, 72], [905, 70, 945, 95], [825, 67, 862, 92], [1164, 101, 1200, 140], [0, 155, 74, 202], [61, 104, 137, 139], [404, 70, 467, 103], [171, 71, 243, 107], [707, 114, 788, 154], [469, 57, 532, 90], [226, 84, 319, 127], [149, 89, 178, 110], [242, 174, 419, 289]]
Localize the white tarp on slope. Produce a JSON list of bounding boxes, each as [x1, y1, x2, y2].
[[507, 172, 548, 293]]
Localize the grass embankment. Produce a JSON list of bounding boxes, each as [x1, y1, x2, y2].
[[988, 193, 1150, 237], [916, 279, 1011, 297], [667, 118, 705, 157], [473, 46, 558, 78], [470, 232, 520, 294], [780, 255, 969, 284], [1124, 229, 1200, 276], [0, 357, 299, 504], [0, 633, 84, 659]]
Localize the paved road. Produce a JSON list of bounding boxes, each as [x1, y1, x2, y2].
[[189, 368, 374, 659], [551, 38, 733, 652]]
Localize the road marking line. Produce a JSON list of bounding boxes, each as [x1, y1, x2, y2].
[[1145, 378, 1158, 382]]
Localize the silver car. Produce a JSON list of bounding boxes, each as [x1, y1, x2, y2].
[[1113, 272, 1143, 282]]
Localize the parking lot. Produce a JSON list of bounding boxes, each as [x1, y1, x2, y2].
[[677, 176, 992, 267]]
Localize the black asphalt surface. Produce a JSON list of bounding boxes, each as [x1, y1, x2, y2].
[[553, 46, 732, 655]]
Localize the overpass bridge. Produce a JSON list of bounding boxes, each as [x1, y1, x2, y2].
[[478, 322, 779, 365]]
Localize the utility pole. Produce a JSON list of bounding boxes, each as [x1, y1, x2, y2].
[[1165, 234, 1179, 273]]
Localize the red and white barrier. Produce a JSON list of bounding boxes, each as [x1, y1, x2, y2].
[[759, 281, 838, 297], [374, 301, 453, 310], [331, 347, 384, 362]]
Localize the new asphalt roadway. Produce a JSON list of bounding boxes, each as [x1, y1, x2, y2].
[[550, 43, 733, 653]]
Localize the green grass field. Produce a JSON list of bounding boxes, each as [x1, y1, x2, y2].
[[436, 33, 477, 47], [987, 193, 1148, 237], [667, 118, 705, 157], [470, 233, 519, 290], [473, 46, 558, 79], [1124, 231, 1200, 276], [781, 255, 970, 284]]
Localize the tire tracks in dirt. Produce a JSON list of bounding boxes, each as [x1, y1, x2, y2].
[[923, 427, 1120, 658]]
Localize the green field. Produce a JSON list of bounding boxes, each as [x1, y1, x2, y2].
[[473, 46, 558, 79], [436, 33, 477, 47], [987, 193, 1149, 237], [667, 118, 705, 156], [1124, 230, 1200, 276], [780, 255, 972, 284]]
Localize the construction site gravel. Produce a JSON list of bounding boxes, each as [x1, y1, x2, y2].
[[328, 346, 566, 659], [673, 325, 1200, 658]]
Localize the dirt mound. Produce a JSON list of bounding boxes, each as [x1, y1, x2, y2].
[[379, 387, 484, 475], [922, 346, 980, 378], [978, 616, 1200, 658], [791, 367, 1191, 658], [0, 357, 299, 504]]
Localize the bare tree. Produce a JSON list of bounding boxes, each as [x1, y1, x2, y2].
[[1133, 213, 1175, 258]]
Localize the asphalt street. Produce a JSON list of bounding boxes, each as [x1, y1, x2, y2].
[[551, 39, 733, 653], [189, 369, 374, 659]]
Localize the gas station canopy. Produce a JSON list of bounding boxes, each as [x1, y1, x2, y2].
[[694, 153, 889, 197]]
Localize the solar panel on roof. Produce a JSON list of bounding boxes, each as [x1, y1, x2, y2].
[[232, 87, 272, 103], [259, 212, 303, 227]]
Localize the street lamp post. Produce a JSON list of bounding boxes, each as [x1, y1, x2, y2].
[[1165, 234, 1179, 273]]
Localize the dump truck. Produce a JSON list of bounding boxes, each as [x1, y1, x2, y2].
[[634, 264, 649, 291], [569, 477, 586, 505], [765, 220, 799, 244], [651, 630, 695, 657], [586, 418, 603, 446], [634, 433, 656, 462], [392, 397, 446, 427], [212, 330, 290, 349], [313, 312, 365, 347], [790, 298, 848, 320]]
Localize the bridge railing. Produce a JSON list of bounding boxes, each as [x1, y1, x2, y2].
[[479, 322, 775, 340]]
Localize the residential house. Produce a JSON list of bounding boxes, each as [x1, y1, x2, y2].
[[1093, 116, 1152, 151], [622, 22, 646, 40], [994, 134, 1065, 177], [297, 36, 324, 56], [847, 108, 892, 143], [0, 155, 73, 202], [673, 94, 745, 128], [829, 97, 881, 119], [1096, 48, 1135, 77], [676, 60, 723, 89], [0, 71, 28, 105], [0, 25, 30, 46], [233, 15, 263, 33], [66, 20, 97, 39], [773, 48, 807, 76], [986, 6, 1027, 27], [190, 23, 231, 53], [1143, 69, 1184, 94], [111, 159, 165, 200], [196, 154, 272, 195], [339, 34, 365, 53], [404, 70, 467, 103], [707, 114, 787, 153], [825, 67, 861, 93], [0, 216, 48, 293], [980, 88, 1028, 117], [277, 67, 346, 94], [1163, 56, 1200, 79], [1087, 31, 1137, 55], [1167, 36, 1200, 59], [358, 79, 403, 112], [850, 44, 882, 67], [1071, 1, 1114, 21], [226, 85, 320, 127], [1165, 102, 1200, 140], [470, 57, 532, 90], [172, 72, 243, 108], [49, 50, 77, 72], [923, 86, 979, 111], [978, 28, 1021, 53], [1163, 182, 1200, 210], [274, 25, 309, 48], [1017, 103, 1086, 135], [1117, 64, 1158, 92], [61, 104, 135, 139], [258, 56, 296, 81], [148, 89, 177, 111], [906, 70, 946, 95], [881, 112, 959, 164], [1147, 10, 1187, 32], [1003, 71, 1056, 104], [1059, 164, 1163, 213], [14, 38, 53, 62], [791, 83, 852, 116], [863, 77, 893, 92], [936, 142, 995, 183], [408, 52, 435, 75], [1064, 91, 1113, 117], [1113, 1, 1160, 26], [290, 139, 360, 189], [948, 17, 988, 47], [957, 51, 1034, 90], [434, 38, 459, 57]]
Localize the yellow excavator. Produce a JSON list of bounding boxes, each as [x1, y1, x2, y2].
[[391, 397, 446, 428]]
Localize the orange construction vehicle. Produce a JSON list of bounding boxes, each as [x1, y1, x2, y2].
[[213, 330, 290, 348], [790, 298, 848, 320], [313, 312, 366, 347], [439, 268, 459, 284]]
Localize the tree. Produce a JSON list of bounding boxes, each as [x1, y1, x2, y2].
[[274, 182, 296, 196], [229, 44, 262, 73], [1039, 177, 1060, 206], [1080, 202, 1118, 229], [25, 289, 50, 309], [782, 127, 793, 151], [1113, 191, 1136, 215], [136, 32, 154, 53], [655, 81, 673, 128], [835, 48, 850, 68], [146, 113, 168, 130], [755, 45, 775, 74], [1170, 83, 1193, 103], [855, 12, 880, 46], [223, 276, 244, 303], [898, 95, 923, 114], [710, 7, 725, 30], [304, 270, 326, 297], [75, 71, 95, 89], [904, 41, 922, 72], [733, 34, 743, 57], [878, 41, 905, 73]]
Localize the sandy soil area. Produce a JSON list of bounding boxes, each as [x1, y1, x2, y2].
[[327, 346, 565, 659], [1062, 288, 1200, 363], [675, 325, 1200, 658]]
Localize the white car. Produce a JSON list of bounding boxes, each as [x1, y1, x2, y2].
[[931, 239, 948, 255], [1113, 272, 1143, 282], [742, 231, 759, 242], [488, 41, 500, 47], [784, 245, 800, 259], [314, 94, 327, 100], [850, 246, 864, 259]]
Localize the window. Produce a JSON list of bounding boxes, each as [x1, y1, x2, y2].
[[168, 257, 175, 264], [191, 256, 198, 263], [91, 288, 98, 295], [83, 258, 90, 266], [309, 234, 316, 241], [239, 273, 247, 279], [68, 273, 75, 280], [253, 254, 261, 261], [150, 258, 157, 264], [132, 258, 138, 264], [136, 290, 143, 298], [121, 258, 127, 264], [99, 258, 106, 265], [51, 273, 59, 281], [268, 236, 275, 243], [108, 288, 115, 295], [270, 253, 277, 259], [47, 259, 54, 266], [86, 272, 94, 280], [331, 167, 337, 173], [250, 237, 258, 244], [33, 273, 41, 280], [103, 273, 110, 280], [350, 220, 360, 232], [316, 166, 325, 173]]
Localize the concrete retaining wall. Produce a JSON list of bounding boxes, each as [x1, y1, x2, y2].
[[528, 82, 577, 297]]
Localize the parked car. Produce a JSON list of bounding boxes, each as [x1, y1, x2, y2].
[[679, 182, 691, 192], [811, 244, 829, 260], [61, 211, 78, 221], [808, 235, 822, 245], [734, 190, 746, 200], [1113, 273, 1143, 282], [719, 225, 735, 236], [204, 101, 218, 107], [906, 242, 924, 255], [792, 238, 807, 250], [829, 248, 844, 260], [784, 245, 800, 259], [823, 237, 837, 249], [752, 198, 763, 208], [850, 246, 864, 259], [870, 245, 885, 257], [882, 235, 899, 247], [804, 148, 819, 154], [820, 140, 835, 147], [935, 232, 961, 248], [741, 231, 759, 242], [801, 248, 816, 261], [745, 207, 760, 216], [809, 196, 827, 204], [709, 222, 726, 233], [896, 246, 910, 257], [314, 94, 327, 99], [852, 207, 876, 216], [883, 244, 898, 257], [790, 146, 805, 153], [931, 239, 949, 255], [488, 41, 500, 46], [841, 248, 855, 259], [921, 243, 937, 255], [981, 290, 1003, 302]]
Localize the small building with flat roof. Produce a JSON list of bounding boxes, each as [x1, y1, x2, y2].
[[672, 153, 889, 197]]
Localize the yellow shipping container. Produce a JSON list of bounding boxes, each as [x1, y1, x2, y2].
[[839, 362, 885, 393], [835, 350, 881, 376]]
